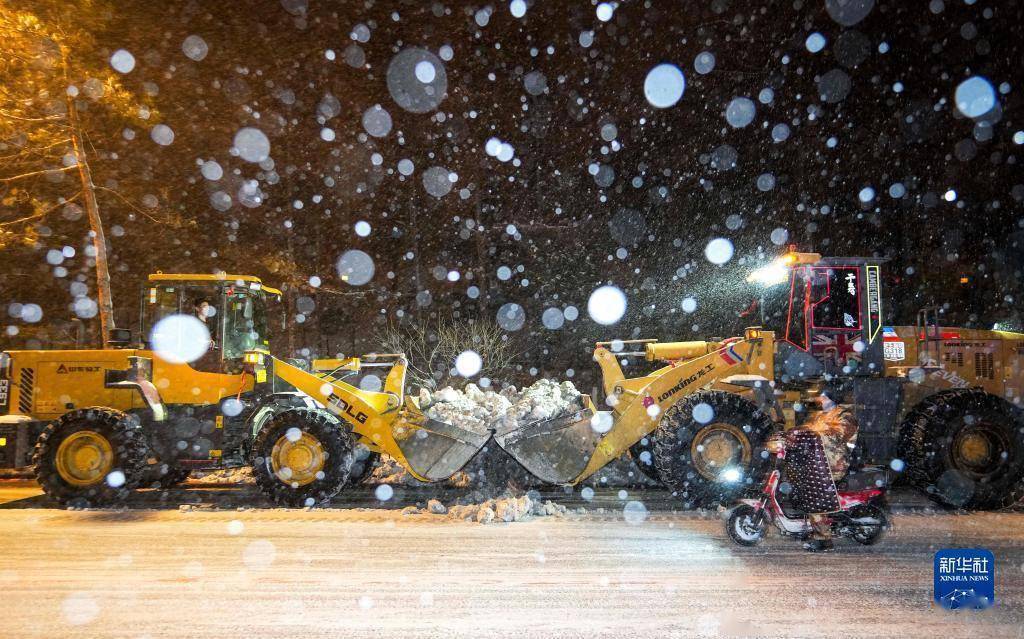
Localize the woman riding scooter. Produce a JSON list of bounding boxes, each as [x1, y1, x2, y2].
[[769, 388, 859, 553], [728, 399, 886, 549]]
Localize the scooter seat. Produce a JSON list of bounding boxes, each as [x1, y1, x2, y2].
[[837, 465, 890, 491]]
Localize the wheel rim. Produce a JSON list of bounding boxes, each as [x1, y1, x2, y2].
[[691, 422, 752, 480], [734, 512, 764, 541], [55, 430, 114, 487], [271, 431, 325, 486], [850, 506, 884, 541], [951, 422, 1010, 480]]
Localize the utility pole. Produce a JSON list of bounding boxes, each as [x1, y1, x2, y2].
[[63, 46, 114, 345]]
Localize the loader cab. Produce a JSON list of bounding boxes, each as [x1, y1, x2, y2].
[[141, 274, 280, 374], [753, 254, 886, 380]]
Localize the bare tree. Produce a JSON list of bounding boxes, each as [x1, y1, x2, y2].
[[376, 317, 519, 391], [0, 4, 160, 345]]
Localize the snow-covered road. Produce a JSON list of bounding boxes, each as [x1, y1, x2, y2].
[[1, 481, 1021, 638]]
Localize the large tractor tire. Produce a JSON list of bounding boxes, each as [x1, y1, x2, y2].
[[897, 388, 1024, 510], [348, 449, 381, 486], [32, 408, 148, 508], [146, 463, 192, 489], [252, 409, 355, 507], [628, 437, 662, 483], [651, 391, 774, 508]]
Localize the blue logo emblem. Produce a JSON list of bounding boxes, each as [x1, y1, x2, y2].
[[934, 548, 994, 609]]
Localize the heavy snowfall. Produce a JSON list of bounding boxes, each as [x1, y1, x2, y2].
[[1, 0, 1024, 637]]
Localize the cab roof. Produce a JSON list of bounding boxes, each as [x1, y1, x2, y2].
[[148, 273, 282, 297]]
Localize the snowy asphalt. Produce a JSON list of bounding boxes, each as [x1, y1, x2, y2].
[[1, 480, 1022, 638]]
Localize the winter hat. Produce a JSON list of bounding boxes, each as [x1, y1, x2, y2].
[[819, 393, 837, 411]]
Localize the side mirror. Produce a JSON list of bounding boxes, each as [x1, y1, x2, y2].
[[107, 327, 132, 348]]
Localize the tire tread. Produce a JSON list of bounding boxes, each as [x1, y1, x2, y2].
[[32, 407, 148, 508]]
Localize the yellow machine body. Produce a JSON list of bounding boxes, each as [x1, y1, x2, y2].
[[583, 329, 776, 481], [557, 250, 1024, 510], [264, 355, 488, 482], [880, 325, 1024, 403], [492, 329, 778, 485], [1, 272, 280, 423], [644, 341, 721, 362], [0, 348, 254, 421], [0, 271, 490, 483]]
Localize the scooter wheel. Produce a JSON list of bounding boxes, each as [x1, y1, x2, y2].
[[726, 504, 768, 546], [847, 503, 889, 545]]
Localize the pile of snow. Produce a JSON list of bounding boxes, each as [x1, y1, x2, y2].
[[504, 379, 582, 428], [419, 383, 513, 436], [419, 378, 584, 435], [371, 455, 424, 486]]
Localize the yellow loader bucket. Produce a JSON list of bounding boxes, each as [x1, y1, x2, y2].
[[492, 397, 598, 485], [268, 355, 490, 482], [392, 411, 491, 482]]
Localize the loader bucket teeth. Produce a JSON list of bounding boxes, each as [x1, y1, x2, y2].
[[392, 416, 491, 482], [493, 408, 599, 485]]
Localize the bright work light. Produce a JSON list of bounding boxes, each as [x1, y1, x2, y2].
[[747, 260, 791, 287]]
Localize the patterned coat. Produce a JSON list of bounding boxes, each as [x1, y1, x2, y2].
[[804, 406, 859, 481], [785, 430, 841, 514], [784, 406, 859, 515]]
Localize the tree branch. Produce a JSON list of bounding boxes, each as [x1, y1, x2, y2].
[[0, 110, 66, 123], [0, 191, 81, 227], [93, 185, 170, 225], [0, 164, 76, 182]]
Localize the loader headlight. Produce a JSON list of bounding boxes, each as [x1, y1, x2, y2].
[[747, 260, 790, 286]]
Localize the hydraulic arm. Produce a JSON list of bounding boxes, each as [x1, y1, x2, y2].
[[493, 329, 775, 485], [264, 355, 489, 482]]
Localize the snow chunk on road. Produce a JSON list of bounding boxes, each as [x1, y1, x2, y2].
[[444, 491, 574, 524]]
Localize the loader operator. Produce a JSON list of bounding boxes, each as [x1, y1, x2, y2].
[[194, 299, 213, 326], [192, 298, 219, 368], [777, 389, 859, 553]]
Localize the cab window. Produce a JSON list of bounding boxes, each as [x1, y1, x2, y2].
[[784, 267, 809, 349], [146, 286, 181, 328], [810, 267, 861, 330], [222, 289, 269, 361]]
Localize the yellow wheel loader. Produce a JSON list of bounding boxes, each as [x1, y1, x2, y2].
[[493, 252, 1024, 510], [247, 353, 489, 506], [493, 329, 779, 507], [0, 273, 487, 507]]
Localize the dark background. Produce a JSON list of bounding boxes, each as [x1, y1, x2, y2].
[[2, 0, 1022, 393]]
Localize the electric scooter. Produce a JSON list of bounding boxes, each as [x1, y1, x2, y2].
[[725, 435, 890, 547]]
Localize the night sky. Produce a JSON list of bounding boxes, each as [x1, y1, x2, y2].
[[2, 0, 1023, 391]]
